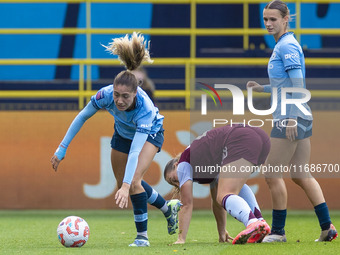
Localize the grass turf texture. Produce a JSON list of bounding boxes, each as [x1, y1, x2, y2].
[[0, 210, 339, 255]]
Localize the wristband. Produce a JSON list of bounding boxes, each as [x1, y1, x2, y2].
[[263, 85, 271, 93], [55, 145, 67, 160]]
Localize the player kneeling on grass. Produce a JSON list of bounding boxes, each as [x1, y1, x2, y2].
[[164, 125, 271, 244], [51, 32, 181, 247]]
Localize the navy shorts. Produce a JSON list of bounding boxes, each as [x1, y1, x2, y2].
[[271, 118, 312, 139], [111, 127, 164, 154]]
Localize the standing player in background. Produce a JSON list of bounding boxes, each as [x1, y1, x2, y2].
[[133, 67, 156, 103], [246, 0, 337, 242], [164, 125, 271, 244], [50, 32, 181, 247]]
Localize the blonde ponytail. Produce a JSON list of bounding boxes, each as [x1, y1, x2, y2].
[[102, 32, 153, 71]]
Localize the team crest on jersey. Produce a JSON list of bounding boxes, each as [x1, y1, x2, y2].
[[96, 91, 104, 100]]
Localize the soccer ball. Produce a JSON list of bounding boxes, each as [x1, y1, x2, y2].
[[57, 216, 90, 247]]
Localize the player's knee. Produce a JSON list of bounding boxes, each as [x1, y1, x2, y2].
[[291, 177, 307, 187], [265, 177, 280, 187], [216, 192, 234, 206], [216, 194, 224, 205]]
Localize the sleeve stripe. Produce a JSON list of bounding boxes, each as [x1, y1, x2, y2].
[[136, 128, 151, 134]]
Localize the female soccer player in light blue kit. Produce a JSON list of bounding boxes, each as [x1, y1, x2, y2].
[[51, 33, 181, 247], [247, 0, 337, 243]]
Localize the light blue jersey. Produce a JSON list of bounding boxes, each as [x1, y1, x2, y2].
[[91, 85, 164, 139], [55, 84, 164, 185], [266, 32, 313, 121]]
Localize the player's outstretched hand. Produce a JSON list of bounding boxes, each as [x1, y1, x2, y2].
[[50, 155, 62, 172], [219, 230, 234, 243], [115, 183, 130, 208], [246, 81, 264, 92]]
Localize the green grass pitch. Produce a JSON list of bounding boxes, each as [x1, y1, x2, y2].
[[0, 209, 339, 255]]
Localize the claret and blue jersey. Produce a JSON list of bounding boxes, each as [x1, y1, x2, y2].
[[267, 32, 313, 121], [91, 85, 164, 139]]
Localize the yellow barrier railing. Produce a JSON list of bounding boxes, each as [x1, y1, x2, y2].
[[1, 58, 340, 109], [1, 0, 340, 109]]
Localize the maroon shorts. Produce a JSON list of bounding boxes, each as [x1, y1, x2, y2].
[[221, 126, 270, 166]]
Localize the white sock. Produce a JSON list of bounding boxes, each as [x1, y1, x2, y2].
[[223, 194, 257, 227], [239, 184, 263, 221], [160, 202, 168, 214]]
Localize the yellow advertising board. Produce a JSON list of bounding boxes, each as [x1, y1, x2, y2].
[[0, 111, 339, 209]]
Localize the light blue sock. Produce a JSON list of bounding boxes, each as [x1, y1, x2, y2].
[[141, 180, 169, 217]]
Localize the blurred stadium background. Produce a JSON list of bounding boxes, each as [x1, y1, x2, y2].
[[0, 0, 339, 210]]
